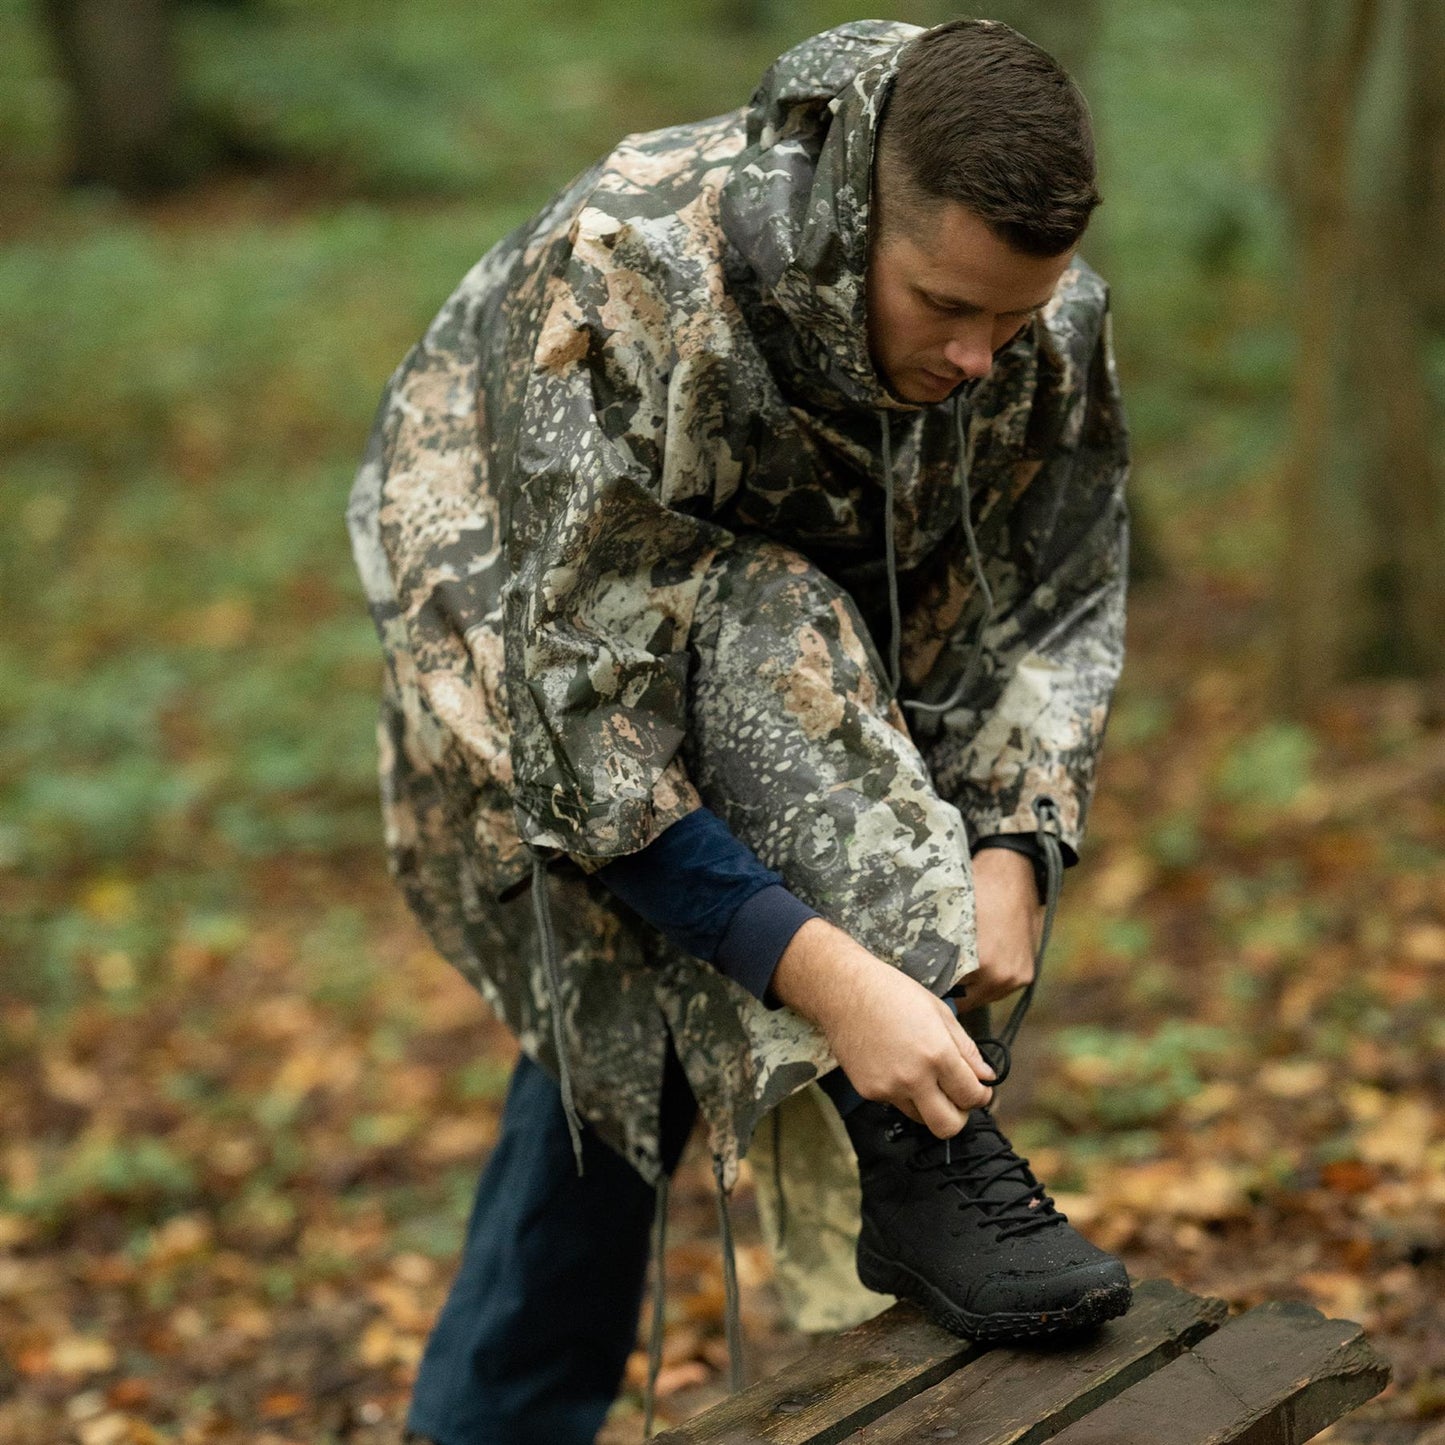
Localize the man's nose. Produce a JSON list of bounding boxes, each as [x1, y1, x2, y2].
[[942, 331, 993, 381]]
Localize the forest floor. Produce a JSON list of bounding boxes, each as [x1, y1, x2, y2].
[[2, 587, 1442, 1444]]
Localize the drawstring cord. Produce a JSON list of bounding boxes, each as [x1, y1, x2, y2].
[[643, 1173, 669, 1437], [714, 1157, 745, 1395], [907, 394, 996, 718], [879, 394, 995, 718], [770, 1106, 787, 1248], [642, 1160, 743, 1437], [947, 797, 1066, 1088], [881, 412, 903, 693], [531, 850, 585, 1176], [939, 800, 1063, 1165]]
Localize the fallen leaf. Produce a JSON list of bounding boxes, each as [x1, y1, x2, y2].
[[0, 1212, 36, 1248], [1049, 1193, 1101, 1228], [390, 1252, 436, 1287], [1095, 1159, 1249, 1222], [1401, 923, 1445, 965], [80, 880, 138, 926], [1180, 1080, 1242, 1122], [42, 1055, 104, 1107], [49, 1334, 117, 1376], [91, 951, 136, 993], [366, 1278, 433, 1332], [1093, 850, 1156, 910], [260, 1391, 305, 1420], [76, 1414, 130, 1445], [356, 1319, 424, 1368], [106, 1378, 154, 1410], [1258, 1060, 1328, 1099], [146, 1214, 211, 1264], [1298, 1270, 1371, 1322], [1320, 1159, 1379, 1195], [1356, 1097, 1435, 1171], [420, 1115, 496, 1163], [67, 1389, 107, 1422]]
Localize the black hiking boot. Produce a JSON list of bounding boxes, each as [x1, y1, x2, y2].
[[845, 1100, 1132, 1341]]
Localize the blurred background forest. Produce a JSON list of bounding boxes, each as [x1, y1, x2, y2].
[[1, 0, 1441, 1442]]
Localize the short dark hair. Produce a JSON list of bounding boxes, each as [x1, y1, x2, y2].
[[875, 18, 1101, 257]]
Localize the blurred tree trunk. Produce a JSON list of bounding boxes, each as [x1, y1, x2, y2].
[[1403, 0, 1445, 327], [41, 0, 188, 194], [1350, 0, 1445, 675], [1274, 0, 1445, 705]]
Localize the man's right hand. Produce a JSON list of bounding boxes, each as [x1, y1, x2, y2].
[[771, 917, 994, 1137]]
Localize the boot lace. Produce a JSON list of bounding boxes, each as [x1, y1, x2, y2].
[[891, 1109, 1067, 1240]]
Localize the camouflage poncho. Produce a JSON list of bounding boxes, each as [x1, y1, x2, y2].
[[347, 20, 1130, 1188]]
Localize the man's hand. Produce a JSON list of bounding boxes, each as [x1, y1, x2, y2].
[[771, 918, 995, 1138], [957, 846, 1044, 1010]]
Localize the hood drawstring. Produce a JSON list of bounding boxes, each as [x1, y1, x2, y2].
[[881, 411, 903, 694], [530, 850, 585, 1176], [880, 394, 995, 719]]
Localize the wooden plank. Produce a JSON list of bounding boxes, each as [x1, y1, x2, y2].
[[1044, 1302, 1391, 1445], [852, 1278, 1229, 1444], [654, 1302, 983, 1445]]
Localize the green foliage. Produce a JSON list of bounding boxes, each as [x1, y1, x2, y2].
[[1215, 722, 1318, 807], [454, 1056, 516, 1104], [7, 1137, 199, 1227], [1043, 1022, 1236, 1131], [300, 907, 376, 1014], [1099, 916, 1154, 963], [1107, 690, 1173, 748], [1148, 810, 1204, 868]]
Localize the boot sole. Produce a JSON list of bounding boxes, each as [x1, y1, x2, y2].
[[857, 1240, 1133, 1342]]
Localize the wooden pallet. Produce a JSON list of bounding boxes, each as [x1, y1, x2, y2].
[[656, 1279, 1389, 1444]]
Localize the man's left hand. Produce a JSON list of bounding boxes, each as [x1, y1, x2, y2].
[[960, 847, 1044, 1008]]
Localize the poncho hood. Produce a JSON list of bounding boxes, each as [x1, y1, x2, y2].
[[720, 20, 923, 412]]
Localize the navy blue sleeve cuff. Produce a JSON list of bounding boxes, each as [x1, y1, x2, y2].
[[595, 808, 816, 1007], [715, 884, 819, 1010]]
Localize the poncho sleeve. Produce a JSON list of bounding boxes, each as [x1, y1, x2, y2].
[[925, 303, 1130, 861], [500, 205, 737, 864]]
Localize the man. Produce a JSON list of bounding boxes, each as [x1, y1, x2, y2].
[[348, 17, 1131, 1444]]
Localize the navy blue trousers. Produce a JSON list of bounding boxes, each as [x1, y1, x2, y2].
[[407, 1048, 863, 1445]]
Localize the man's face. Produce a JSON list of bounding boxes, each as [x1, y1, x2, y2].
[[866, 198, 1074, 406]]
